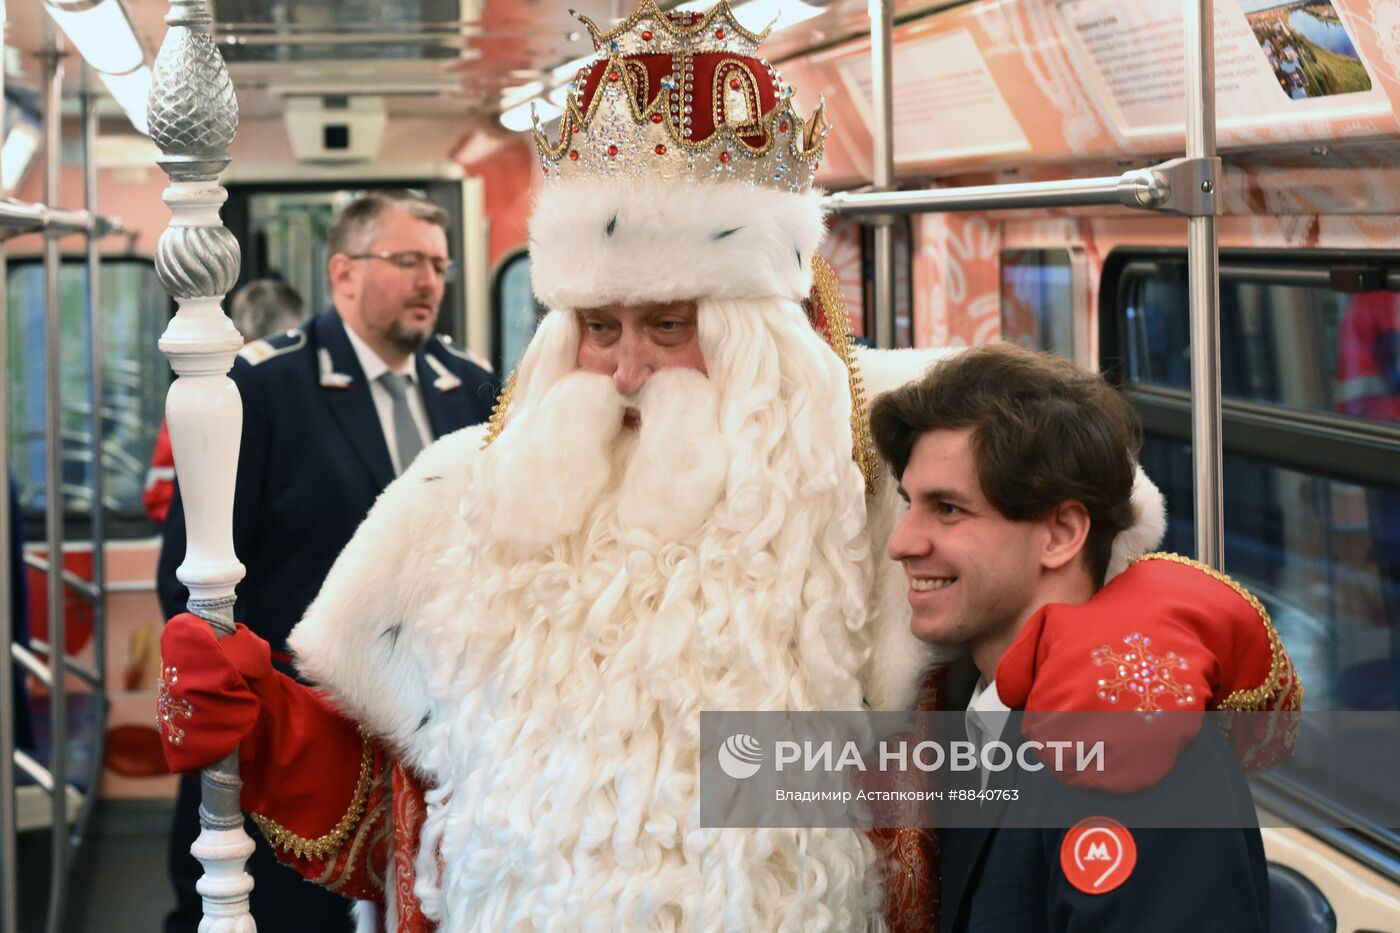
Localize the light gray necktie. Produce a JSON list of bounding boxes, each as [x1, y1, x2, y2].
[[379, 372, 424, 473]]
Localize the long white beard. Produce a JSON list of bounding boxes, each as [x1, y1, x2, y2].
[[409, 299, 882, 931]]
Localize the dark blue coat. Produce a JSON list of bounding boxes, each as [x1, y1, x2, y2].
[[157, 309, 497, 652], [939, 718, 1271, 933]]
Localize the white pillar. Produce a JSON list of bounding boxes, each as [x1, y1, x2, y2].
[[148, 2, 254, 928]]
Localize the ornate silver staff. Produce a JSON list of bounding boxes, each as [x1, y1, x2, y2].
[[148, 1, 251, 929]]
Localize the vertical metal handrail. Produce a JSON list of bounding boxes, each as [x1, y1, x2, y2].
[[39, 42, 68, 933], [868, 0, 895, 350], [70, 63, 110, 859], [0, 0, 17, 925], [148, 1, 253, 928], [1183, 0, 1223, 568]]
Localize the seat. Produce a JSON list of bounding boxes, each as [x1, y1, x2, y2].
[[1269, 862, 1336, 933]]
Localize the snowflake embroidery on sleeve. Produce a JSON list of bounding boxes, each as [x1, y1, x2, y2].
[[156, 664, 194, 745], [1091, 633, 1195, 719]]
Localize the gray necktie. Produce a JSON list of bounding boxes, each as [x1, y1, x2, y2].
[[379, 372, 424, 473]]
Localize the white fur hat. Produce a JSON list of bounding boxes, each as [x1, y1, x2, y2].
[[529, 179, 827, 310]]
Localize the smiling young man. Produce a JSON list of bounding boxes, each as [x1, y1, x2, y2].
[[871, 342, 1298, 933], [877, 345, 1138, 681]]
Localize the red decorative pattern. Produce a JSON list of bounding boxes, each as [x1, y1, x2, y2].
[[869, 665, 944, 933], [393, 761, 431, 933], [570, 52, 778, 149]]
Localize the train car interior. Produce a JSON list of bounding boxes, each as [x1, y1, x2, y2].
[[1, 0, 1398, 930]]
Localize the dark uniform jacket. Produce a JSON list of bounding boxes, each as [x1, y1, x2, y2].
[[157, 309, 497, 651], [940, 711, 1270, 933]]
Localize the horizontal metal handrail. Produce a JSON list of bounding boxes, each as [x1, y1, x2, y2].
[[12, 641, 100, 688], [0, 198, 122, 235], [826, 174, 1131, 215], [0, 199, 48, 230], [22, 553, 102, 602], [824, 157, 1218, 219], [106, 578, 157, 593], [14, 749, 55, 792]]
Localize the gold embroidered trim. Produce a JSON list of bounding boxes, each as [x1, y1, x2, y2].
[[251, 729, 375, 862], [812, 254, 878, 494], [481, 367, 518, 450], [712, 58, 763, 137], [1131, 552, 1302, 712], [545, 52, 804, 159]]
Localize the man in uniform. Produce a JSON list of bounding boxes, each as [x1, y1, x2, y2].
[[153, 5, 1285, 930], [873, 343, 1300, 932], [158, 190, 496, 933], [145, 277, 306, 526]]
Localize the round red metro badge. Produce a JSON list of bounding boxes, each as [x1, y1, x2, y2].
[[1060, 817, 1137, 895]]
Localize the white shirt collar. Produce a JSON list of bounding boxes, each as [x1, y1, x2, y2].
[[342, 319, 416, 383], [965, 677, 1010, 744]]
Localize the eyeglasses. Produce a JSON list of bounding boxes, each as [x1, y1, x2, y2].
[[348, 250, 458, 282]]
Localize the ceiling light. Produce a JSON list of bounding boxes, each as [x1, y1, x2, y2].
[[499, 81, 544, 112], [42, 0, 144, 75], [550, 54, 594, 83], [499, 99, 560, 133], [96, 65, 151, 135], [2, 123, 42, 193], [674, 0, 822, 29]]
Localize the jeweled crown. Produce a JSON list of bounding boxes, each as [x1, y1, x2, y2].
[[533, 0, 827, 194]]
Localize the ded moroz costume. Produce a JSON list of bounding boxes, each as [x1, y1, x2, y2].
[[157, 2, 1298, 931]]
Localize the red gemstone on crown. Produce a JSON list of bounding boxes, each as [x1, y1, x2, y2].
[[641, 29, 653, 40], [780, 121, 789, 132], [568, 149, 580, 161], [655, 144, 667, 155], [607, 144, 619, 156], [715, 28, 726, 38], [608, 71, 620, 82], [729, 78, 740, 90], [719, 151, 731, 163]]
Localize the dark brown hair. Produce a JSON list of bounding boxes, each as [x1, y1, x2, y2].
[[869, 343, 1142, 586], [328, 189, 449, 256]]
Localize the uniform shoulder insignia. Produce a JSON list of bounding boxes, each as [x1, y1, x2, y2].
[[435, 334, 492, 372], [237, 329, 306, 366]]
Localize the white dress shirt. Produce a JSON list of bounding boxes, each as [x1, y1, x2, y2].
[[965, 678, 1010, 792], [343, 324, 433, 475]]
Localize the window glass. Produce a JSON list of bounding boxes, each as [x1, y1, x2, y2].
[[1001, 249, 1075, 359], [7, 258, 168, 539], [1141, 436, 1398, 711], [1112, 252, 1400, 871], [861, 218, 913, 348], [495, 252, 541, 375], [1122, 272, 1399, 428]]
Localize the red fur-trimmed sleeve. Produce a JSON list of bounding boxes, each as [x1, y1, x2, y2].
[[254, 734, 395, 901]]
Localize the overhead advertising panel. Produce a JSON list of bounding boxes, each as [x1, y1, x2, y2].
[[836, 28, 1032, 163], [1055, 0, 1392, 139]]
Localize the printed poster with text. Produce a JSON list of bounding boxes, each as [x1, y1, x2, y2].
[[836, 28, 1032, 163], [1055, 0, 1391, 138]]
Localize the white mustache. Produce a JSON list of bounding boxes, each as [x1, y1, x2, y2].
[[479, 368, 725, 554]]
